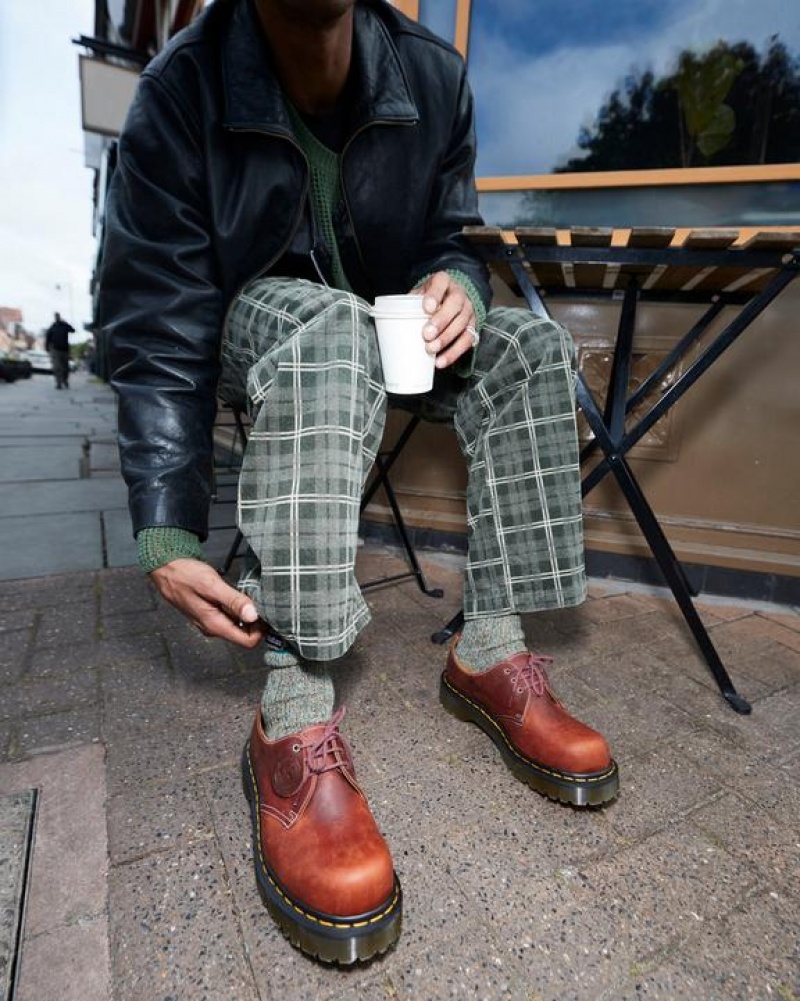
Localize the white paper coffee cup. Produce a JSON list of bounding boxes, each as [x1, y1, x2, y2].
[[371, 294, 435, 394]]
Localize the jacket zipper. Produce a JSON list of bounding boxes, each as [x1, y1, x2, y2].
[[220, 125, 312, 332], [309, 248, 330, 287], [222, 115, 416, 320], [339, 117, 417, 286]]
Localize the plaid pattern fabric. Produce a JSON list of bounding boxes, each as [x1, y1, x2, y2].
[[453, 309, 587, 618], [221, 278, 585, 660]]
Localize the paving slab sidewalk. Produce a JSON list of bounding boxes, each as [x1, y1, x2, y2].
[[0, 373, 798, 1001], [1, 559, 799, 1001]]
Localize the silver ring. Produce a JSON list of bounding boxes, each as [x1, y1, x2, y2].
[[466, 325, 480, 349]]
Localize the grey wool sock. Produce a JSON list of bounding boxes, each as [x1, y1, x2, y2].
[[456, 613, 527, 672], [261, 635, 336, 741]]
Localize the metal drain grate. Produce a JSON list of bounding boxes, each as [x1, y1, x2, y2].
[[0, 789, 38, 1001]]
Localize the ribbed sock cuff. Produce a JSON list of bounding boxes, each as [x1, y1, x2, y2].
[[457, 613, 526, 672], [261, 660, 336, 740]]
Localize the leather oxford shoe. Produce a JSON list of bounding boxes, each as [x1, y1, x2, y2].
[[441, 646, 619, 807], [242, 707, 401, 963]]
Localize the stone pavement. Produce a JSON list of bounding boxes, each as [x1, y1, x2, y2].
[[0, 372, 798, 1001]]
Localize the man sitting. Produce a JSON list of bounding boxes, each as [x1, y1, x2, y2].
[[101, 0, 618, 965]]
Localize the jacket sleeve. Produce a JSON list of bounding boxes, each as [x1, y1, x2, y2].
[[100, 72, 223, 540], [407, 64, 491, 313]]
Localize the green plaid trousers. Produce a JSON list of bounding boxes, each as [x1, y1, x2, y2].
[[219, 277, 586, 661]]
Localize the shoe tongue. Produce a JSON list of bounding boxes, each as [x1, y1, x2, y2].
[[499, 650, 533, 670], [299, 720, 333, 738]]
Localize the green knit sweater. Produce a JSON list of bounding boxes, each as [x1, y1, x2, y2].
[[137, 112, 486, 573]]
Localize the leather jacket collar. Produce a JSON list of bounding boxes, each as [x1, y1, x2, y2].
[[221, 0, 419, 133]]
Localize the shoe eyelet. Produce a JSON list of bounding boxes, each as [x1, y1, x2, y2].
[[291, 743, 301, 753], [503, 668, 510, 674]]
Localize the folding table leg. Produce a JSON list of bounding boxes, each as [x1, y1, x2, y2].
[[609, 456, 751, 713], [576, 377, 751, 714]]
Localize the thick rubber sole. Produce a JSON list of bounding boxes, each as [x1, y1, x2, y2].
[[242, 743, 402, 964], [440, 673, 619, 807]]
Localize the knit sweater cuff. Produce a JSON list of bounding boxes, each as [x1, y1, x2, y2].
[[445, 269, 488, 332], [136, 527, 204, 574], [415, 269, 487, 332], [436, 270, 487, 378]]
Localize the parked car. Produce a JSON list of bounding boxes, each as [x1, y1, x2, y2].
[[0, 353, 33, 382], [23, 349, 53, 374]]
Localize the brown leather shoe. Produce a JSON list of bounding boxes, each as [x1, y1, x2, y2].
[[441, 646, 619, 807], [242, 707, 401, 964]]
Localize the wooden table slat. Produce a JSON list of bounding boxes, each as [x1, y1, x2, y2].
[[626, 227, 676, 248], [462, 225, 506, 246], [568, 228, 613, 289], [568, 227, 614, 247], [680, 230, 740, 249], [463, 225, 796, 298], [514, 227, 559, 246], [514, 228, 564, 288], [650, 230, 739, 291], [461, 226, 520, 287], [737, 231, 800, 253]]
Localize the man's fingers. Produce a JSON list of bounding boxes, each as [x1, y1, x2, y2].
[[193, 570, 264, 640], [151, 558, 264, 646], [196, 607, 267, 648], [191, 564, 258, 621], [219, 585, 259, 624], [416, 272, 449, 315]]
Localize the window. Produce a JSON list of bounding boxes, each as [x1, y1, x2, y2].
[[423, 0, 800, 227]]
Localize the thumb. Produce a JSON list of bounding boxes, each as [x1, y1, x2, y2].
[[238, 600, 259, 623], [207, 573, 259, 623], [229, 592, 259, 623]]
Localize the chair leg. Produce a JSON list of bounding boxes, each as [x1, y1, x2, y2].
[[218, 528, 245, 577], [360, 415, 443, 598], [431, 609, 464, 645], [216, 409, 444, 597]]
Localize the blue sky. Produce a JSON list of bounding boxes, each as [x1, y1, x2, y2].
[[0, 0, 96, 336], [469, 0, 676, 59]]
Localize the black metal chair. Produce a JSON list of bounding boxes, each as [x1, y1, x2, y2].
[[213, 405, 443, 598]]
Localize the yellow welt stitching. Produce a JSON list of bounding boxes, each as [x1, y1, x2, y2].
[[246, 746, 400, 930], [442, 675, 617, 786]]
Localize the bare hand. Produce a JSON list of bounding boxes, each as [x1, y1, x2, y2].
[[413, 271, 477, 370], [150, 558, 267, 648]]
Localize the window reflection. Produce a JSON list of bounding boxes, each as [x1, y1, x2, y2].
[[478, 181, 800, 229], [418, 0, 458, 46], [467, 0, 800, 176]]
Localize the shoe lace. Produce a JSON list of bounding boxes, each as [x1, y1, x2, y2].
[[301, 706, 351, 775], [509, 653, 553, 697]]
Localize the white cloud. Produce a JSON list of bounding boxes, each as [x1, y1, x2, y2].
[[0, 0, 96, 336], [471, 0, 800, 176]]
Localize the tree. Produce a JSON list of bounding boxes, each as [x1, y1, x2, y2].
[[555, 37, 800, 173]]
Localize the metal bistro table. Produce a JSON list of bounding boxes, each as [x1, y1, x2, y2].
[[446, 225, 800, 714]]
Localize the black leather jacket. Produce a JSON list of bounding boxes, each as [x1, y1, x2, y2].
[[101, 0, 490, 539]]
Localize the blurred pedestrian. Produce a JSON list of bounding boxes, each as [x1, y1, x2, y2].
[[45, 312, 74, 389]]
